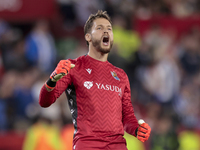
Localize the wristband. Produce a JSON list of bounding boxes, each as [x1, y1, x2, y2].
[[135, 127, 138, 136], [46, 78, 56, 89]]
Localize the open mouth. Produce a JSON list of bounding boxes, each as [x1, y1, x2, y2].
[[103, 36, 109, 46]]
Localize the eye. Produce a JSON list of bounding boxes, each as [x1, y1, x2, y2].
[[108, 28, 112, 31], [97, 27, 101, 30]]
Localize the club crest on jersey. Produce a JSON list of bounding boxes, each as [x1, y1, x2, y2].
[[111, 71, 120, 81]]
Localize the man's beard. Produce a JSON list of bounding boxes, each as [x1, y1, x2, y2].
[[92, 37, 113, 54]]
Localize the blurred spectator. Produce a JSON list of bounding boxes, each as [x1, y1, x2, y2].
[[127, 42, 154, 91], [178, 129, 200, 150], [134, 0, 152, 20], [134, 0, 200, 18], [23, 74, 69, 150], [23, 118, 65, 150], [0, 24, 23, 71], [74, 0, 104, 26], [140, 49, 180, 103], [150, 114, 179, 150], [0, 71, 17, 130], [171, 0, 196, 18], [4, 39, 28, 71], [25, 20, 57, 74], [61, 124, 74, 150], [108, 45, 129, 72], [0, 99, 6, 130], [56, 37, 79, 59], [0, 20, 9, 37], [117, 0, 135, 17], [112, 15, 141, 62], [57, 0, 77, 28], [12, 68, 39, 131], [65, 38, 88, 59], [173, 82, 200, 129], [134, 26, 180, 109], [142, 102, 162, 131], [131, 42, 153, 72], [178, 28, 200, 77]]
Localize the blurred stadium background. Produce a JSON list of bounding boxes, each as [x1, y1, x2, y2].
[[0, 0, 200, 149]]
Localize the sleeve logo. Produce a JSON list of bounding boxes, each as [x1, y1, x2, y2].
[[84, 81, 93, 89]]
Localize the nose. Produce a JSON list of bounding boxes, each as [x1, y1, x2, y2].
[[104, 30, 108, 34], [103, 28, 109, 33]]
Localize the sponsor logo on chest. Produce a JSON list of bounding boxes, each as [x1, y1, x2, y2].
[[83, 81, 121, 93], [95, 83, 121, 93]]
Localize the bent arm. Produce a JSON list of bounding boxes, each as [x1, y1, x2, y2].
[[39, 76, 71, 107], [39, 84, 57, 107], [122, 75, 139, 137]]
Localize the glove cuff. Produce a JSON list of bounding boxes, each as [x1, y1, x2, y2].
[[46, 78, 56, 89], [135, 127, 138, 136]]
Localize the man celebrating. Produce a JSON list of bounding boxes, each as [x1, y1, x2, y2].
[[39, 10, 151, 150]]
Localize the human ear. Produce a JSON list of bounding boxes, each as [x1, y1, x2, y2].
[[85, 33, 91, 43]]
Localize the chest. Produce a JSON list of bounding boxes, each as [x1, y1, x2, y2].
[[72, 63, 125, 100]]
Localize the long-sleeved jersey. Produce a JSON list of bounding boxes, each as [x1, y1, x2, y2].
[[39, 55, 139, 150]]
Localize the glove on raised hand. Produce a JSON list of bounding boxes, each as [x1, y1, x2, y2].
[[45, 60, 75, 90], [137, 122, 151, 142], [50, 60, 75, 82]]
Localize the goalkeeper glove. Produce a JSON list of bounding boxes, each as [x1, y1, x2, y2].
[[137, 122, 151, 142], [45, 60, 75, 90]]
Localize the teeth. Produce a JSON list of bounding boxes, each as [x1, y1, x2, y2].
[[103, 36, 109, 45]]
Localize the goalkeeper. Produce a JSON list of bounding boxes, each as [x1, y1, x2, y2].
[[39, 10, 151, 150]]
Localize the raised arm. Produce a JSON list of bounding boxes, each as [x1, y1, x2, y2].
[[39, 60, 75, 107]]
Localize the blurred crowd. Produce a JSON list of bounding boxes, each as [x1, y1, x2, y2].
[[57, 0, 200, 29], [1, 0, 200, 150]]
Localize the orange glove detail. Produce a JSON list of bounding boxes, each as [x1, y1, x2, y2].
[[137, 122, 151, 142], [45, 60, 75, 90], [50, 60, 75, 82]]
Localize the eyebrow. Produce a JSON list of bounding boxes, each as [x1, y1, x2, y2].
[[96, 25, 112, 28]]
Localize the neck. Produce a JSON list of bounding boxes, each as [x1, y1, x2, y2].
[[88, 46, 108, 62]]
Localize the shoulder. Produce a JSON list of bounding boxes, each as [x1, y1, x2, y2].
[[68, 55, 86, 65], [67, 55, 87, 73], [108, 62, 129, 81], [109, 62, 127, 76]]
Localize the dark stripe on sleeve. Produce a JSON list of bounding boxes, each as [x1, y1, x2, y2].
[[65, 83, 78, 137]]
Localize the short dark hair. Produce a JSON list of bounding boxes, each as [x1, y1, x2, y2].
[[84, 10, 112, 46]]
